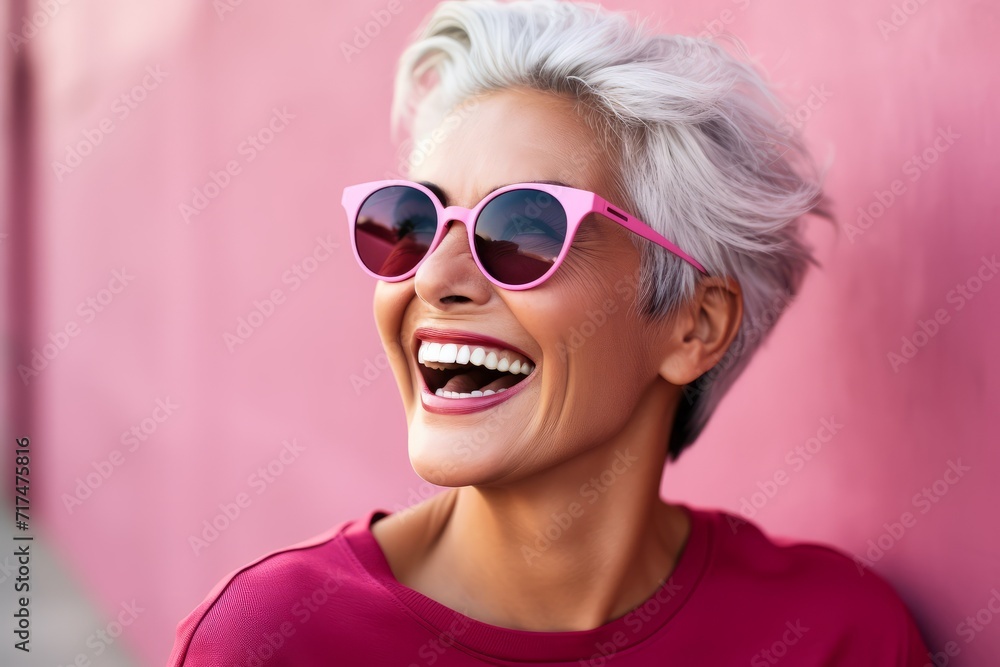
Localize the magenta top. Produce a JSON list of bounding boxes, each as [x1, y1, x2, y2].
[[168, 504, 929, 665]]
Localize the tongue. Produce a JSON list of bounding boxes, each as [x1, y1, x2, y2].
[[442, 370, 523, 394]]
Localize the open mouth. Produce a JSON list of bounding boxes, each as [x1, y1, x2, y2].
[[416, 339, 535, 399]]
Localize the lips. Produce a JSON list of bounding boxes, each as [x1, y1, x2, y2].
[[412, 327, 537, 414]]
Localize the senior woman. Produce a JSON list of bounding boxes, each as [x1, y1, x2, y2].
[[169, 1, 930, 664]]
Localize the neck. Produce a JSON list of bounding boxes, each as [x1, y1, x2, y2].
[[379, 381, 691, 631]]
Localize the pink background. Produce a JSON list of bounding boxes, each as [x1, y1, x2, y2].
[[3, 0, 998, 664]]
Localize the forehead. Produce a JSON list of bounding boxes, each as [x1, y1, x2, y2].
[[409, 87, 615, 207]]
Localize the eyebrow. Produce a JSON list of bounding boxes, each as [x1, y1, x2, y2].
[[417, 180, 573, 207]]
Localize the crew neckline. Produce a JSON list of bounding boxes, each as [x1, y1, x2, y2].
[[342, 502, 712, 663]]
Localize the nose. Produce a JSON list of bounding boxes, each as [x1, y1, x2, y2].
[[413, 219, 492, 307]]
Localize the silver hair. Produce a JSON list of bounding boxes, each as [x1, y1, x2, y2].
[[390, 0, 835, 460]]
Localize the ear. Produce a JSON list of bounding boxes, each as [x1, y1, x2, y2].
[[654, 276, 743, 385]]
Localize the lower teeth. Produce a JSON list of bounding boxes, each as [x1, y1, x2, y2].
[[434, 387, 509, 399]]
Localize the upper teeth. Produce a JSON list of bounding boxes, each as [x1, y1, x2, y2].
[[418, 341, 534, 375]]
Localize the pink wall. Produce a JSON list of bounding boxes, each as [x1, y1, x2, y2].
[[6, 0, 998, 664]]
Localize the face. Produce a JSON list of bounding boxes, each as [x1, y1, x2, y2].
[[373, 87, 669, 488]]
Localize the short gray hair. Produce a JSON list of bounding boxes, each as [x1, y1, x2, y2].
[[390, 0, 834, 460]]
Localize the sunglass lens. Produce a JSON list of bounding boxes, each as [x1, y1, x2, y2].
[[474, 190, 568, 286], [355, 186, 438, 278]]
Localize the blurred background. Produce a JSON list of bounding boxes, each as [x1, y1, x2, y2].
[[1, 0, 998, 664]]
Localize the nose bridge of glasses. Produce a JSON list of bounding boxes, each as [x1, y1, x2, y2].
[[419, 204, 478, 279], [440, 204, 475, 227]]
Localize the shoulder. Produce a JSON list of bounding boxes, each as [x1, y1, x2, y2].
[[167, 510, 389, 666], [692, 507, 928, 663]]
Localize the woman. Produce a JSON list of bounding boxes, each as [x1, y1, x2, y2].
[[169, 1, 929, 664]]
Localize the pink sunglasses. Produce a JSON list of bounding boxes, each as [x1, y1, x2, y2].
[[342, 179, 708, 290]]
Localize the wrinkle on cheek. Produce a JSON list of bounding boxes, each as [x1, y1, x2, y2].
[[500, 402, 568, 476]]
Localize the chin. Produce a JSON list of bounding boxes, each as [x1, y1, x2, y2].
[[407, 429, 514, 488]]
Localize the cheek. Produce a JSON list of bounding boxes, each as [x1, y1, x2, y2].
[[567, 308, 649, 393], [521, 246, 642, 350], [372, 282, 412, 367], [518, 266, 651, 397]]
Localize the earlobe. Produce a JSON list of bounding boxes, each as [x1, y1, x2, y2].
[[655, 277, 743, 386]]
